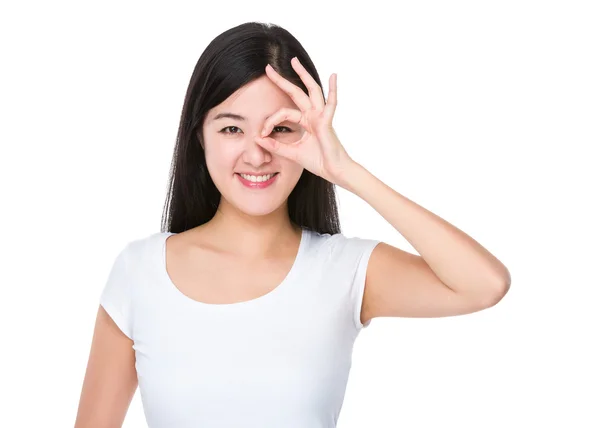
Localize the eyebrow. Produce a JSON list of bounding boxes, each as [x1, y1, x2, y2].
[[211, 112, 272, 122]]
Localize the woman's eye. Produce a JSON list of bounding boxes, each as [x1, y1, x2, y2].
[[218, 126, 292, 135], [272, 126, 292, 133], [219, 126, 241, 134]]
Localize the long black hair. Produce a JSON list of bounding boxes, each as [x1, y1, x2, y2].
[[160, 21, 341, 235]]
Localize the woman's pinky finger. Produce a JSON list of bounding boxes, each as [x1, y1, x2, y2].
[[324, 73, 338, 119]]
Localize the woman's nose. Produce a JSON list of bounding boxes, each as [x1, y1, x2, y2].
[[242, 133, 272, 165]]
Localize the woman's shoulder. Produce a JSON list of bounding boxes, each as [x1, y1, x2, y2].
[[114, 231, 172, 264], [305, 229, 380, 257]]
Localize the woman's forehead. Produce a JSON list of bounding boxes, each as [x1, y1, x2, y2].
[[213, 77, 296, 115]]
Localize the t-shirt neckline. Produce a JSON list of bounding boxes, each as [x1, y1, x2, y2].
[[160, 227, 309, 309]]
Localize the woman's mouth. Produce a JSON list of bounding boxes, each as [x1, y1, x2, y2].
[[236, 172, 279, 189]]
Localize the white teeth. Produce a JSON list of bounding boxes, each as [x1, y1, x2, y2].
[[240, 173, 276, 182]]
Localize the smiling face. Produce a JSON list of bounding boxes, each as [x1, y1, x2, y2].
[[201, 75, 305, 218]]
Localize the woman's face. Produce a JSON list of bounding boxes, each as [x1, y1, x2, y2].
[[201, 75, 305, 218]]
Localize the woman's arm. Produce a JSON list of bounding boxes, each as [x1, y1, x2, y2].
[[253, 57, 509, 320], [338, 161, 511, 321], [74, 306, 137, 428]]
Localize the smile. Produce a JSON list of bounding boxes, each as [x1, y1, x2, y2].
[[236, 173, 279, 189]]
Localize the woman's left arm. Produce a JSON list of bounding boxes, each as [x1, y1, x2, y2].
[[256, 57, 510, 321], [336, 160, 511, 321]]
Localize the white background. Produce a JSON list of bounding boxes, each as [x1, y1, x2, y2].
[[1, 1, 598, 427]]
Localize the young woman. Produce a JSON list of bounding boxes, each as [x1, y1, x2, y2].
[[75, 21, 511, 428]]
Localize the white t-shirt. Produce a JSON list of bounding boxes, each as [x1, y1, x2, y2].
[[100, 227, 380, 428]]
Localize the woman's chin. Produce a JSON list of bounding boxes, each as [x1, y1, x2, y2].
[[238, 201, 282, 217]]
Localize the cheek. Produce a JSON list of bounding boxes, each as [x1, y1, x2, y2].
[[281, 160, 305, 183], [204, 142, 238, 173]]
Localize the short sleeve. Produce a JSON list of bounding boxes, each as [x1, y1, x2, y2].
[[347, 237, 381, 330], [99, 243, 134, 340]]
